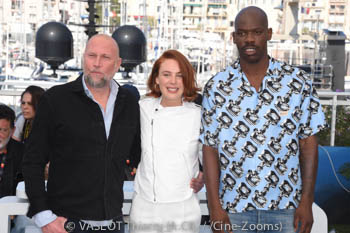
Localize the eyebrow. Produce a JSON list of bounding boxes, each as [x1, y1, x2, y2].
[[161, 70, 182, 73]]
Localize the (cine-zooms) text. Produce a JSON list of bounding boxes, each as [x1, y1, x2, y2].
[[64, 221, 198, 232], [210, 221, 283, 231]]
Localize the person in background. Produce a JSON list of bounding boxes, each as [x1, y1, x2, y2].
[[13, 85, 45, 143], [129, 50, 204, 233], [0, 104, 24, 198], [200, 6, 326, 233], [22, 34, 140, 233]]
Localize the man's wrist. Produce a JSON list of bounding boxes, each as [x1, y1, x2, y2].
[[299, 196, 314, 207], [33, 210, 58, 228]]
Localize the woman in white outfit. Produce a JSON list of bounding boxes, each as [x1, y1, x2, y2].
[[130, 50, 203, 233]]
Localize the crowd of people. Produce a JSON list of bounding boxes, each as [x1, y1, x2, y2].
[[0, 6, 327, 233]]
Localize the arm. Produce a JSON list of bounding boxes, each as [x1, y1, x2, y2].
[[191, 143, 204, 193], [12, 115, 25, 142], [22, 94, 52, 217], [129, 98, 141, 171], [203, 145, 232, 233], [294, 135, 318, 233]]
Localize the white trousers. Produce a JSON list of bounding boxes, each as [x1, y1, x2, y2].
[[129, 193, 201, 233]]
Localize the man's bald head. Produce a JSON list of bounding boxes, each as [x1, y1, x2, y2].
[[235, 6, 269, 30], [85, 34, 120, 59]]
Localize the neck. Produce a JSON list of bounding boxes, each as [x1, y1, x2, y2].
[[240, 56, 269, 76], [87, 84, 111, 112], [240, 56, 269, 91], [160, 98, 183, 107]]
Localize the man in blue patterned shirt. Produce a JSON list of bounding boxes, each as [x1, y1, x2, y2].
[[200, 6, 326, 233]]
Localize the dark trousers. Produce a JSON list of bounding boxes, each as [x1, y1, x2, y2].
[[64, 216, 125, 233]]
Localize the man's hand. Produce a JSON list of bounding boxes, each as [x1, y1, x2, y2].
[[44, 163, 50, 180], [294, 202, 313, 233], [210, 208, 233, 233], [42, 217, 68, 233], [190, 171, 204, 193]]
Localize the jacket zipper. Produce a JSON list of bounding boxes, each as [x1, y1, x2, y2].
[[151, 118, 156, 202]]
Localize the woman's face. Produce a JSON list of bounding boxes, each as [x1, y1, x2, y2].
[[21, 92, 35, 120], [156, 59, 184, 107]]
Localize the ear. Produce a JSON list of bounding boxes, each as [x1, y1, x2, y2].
[[267, 28, 272, 41], [115, 57, 122, 72], [155, 76, 159, 85], [232, 31, 237, 44], [11, 126, 15, 137]]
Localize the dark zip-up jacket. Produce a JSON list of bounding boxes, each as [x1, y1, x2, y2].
[[22, 76, 141, 220], [0, 138, 24, 198]]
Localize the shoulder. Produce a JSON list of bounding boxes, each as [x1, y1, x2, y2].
[[183, 101, 201, 115], [45, 77, 82, 97], [184, 101, 201, 109], [121, 84, 140, 101], [271, 59, 312, 85], [8, 138, 24, 154], [119, 85, 138, 100], [139, 96, 158, 108], [204, 64, 238, 91]]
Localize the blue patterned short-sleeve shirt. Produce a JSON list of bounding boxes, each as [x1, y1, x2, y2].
[[199, 58, 327, 213]]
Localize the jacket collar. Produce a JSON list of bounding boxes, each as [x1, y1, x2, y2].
[[71, 74, 85, 93], [71, 73, 121, 93]]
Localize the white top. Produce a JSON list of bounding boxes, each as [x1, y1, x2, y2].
[[13, 114, 25, 140], [134, 97, 201, 203]]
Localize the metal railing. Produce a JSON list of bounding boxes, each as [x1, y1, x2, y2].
[[1, 81, 350, 147], [319, 91, 350, 146]]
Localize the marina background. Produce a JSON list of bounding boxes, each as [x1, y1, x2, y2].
[[0, 1, 350, 232]]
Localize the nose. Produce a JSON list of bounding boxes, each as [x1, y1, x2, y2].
[[245, 32, 255, 43], [169, 74, 177, 84], [93, 56, 101, 67]]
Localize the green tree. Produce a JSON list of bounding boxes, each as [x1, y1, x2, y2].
[[318, 106, 350, 146]]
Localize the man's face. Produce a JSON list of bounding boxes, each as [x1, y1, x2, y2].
[[233, 14, 272, 64], [0, 119, 12, 151], [83, 36, 121, 88]]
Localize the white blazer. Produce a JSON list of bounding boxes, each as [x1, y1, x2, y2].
[[134, 97, 201, 203]]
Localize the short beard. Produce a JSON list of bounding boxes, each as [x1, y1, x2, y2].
[[84, 74, 108, 88], [0, 135, 11, 151]]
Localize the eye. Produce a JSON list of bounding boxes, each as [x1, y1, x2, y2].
[[176, 73, 183, 78], [21, 101, 32, 106], [236, 31, 246, 37], [255, 30, 263, 35]]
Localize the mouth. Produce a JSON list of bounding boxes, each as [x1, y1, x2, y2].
[[90, 71, 104, 76], [243, 47, 257, 55], [166, 87, 179, 93]]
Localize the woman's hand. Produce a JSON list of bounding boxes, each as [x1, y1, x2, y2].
[[190, 171, 204, 193]]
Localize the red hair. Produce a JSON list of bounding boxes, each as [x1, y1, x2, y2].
[[146, 50, 200, 102]]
